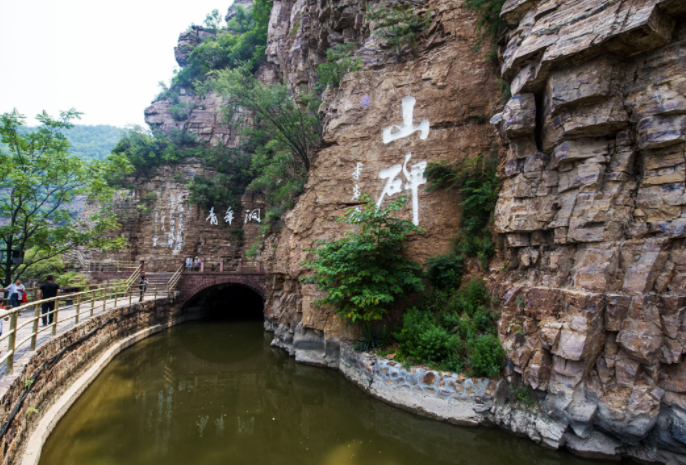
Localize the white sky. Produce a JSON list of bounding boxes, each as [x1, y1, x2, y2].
[[0, 0, 232, 128]]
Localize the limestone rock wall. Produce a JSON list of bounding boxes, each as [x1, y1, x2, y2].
[[262, 0, 500, 364], [491, 0, 686, 462]]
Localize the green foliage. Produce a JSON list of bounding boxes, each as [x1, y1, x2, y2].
[[24, 379, 34, 388], [426, 253, 463, 290], [207, 69, 321, 225], [395, 278, 503, 376], [317, 44, 362, 90], [55, 271, 88, 288], [0, 125, 123, 161], [21, 248, 65, 281], [512, 385, 536, 407], [26, 407, 39, 418], [366, 5, 431, 56], [471, 334, 505, 377], [463, 0, 506, 45], [187, 151, 253, 212], [426, 151, 499, 270], [0, 110, 127, 285], [157, 0, 271, 98], [107, 126, 197, 181], [230, 229, 244, 240], [353, 323, 390, 352], [302, 194, 424, 325]]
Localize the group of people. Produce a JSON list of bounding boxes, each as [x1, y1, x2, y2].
[[185, 257, 203, 272], [0, 275, 62, 336]]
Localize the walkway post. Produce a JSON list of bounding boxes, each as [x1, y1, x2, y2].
[[154, 284, 157, 300], [238, 259, 242, 273], [7, 311, 16, 374], [90, 289, 95, 317], [219, 259, 223, 272], [75, 294, 81, 325], [257, 261, 261, 273], [30, 304, 39, 350], [52, 299, 59, 336]]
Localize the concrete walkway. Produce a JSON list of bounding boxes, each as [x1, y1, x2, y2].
[[0, 293, 164, 380]]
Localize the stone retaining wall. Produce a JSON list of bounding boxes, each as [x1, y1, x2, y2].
[[0, 298, 203, 465]]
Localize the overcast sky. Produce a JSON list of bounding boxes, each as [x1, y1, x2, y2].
[[0, 0, 232, 128]]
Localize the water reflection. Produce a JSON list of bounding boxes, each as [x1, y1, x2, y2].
[[39, 321, 626, 465]]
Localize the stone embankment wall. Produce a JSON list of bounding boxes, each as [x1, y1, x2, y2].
[[0, 298, 203, 465], [489, 0, 686, 463]]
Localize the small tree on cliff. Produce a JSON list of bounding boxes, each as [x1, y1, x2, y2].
[[301, 194, 424, 324], [0, 109, 128, 285]]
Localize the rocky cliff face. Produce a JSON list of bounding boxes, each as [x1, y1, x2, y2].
[[490, 0, 686, 462], [261, 0, 500, 365], [122, 0, 686, 461]]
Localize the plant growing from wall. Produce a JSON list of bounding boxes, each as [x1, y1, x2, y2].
[[425, 148, 499, 269], [301, 194, 424, 324], [366, 5, 431, 56], [317, 44, 363, 90], [463, 0, 506, 45], [394, 277, 504, 376]]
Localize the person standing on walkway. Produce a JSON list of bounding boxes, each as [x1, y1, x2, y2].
[[185, 257, 192, 272], [38, 275, 61, 327], [3, 278, 25, 308], [139, 273, 148, 302], [193, 257, 200, 272]]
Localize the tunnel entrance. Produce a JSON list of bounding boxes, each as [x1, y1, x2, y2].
[[183, 283, 264, 321]]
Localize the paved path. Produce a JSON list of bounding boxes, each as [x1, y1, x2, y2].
[[0, 293, 163, 378]]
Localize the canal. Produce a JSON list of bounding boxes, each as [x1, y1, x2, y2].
[[39, 318, 626, 465]]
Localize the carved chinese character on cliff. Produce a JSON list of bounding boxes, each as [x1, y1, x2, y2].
[[382, 96, 429, 144], [376, 97, 430, 226], [206, 207, 218, 225], [224, 207, 234, 225], [244, 209, 260, 223]]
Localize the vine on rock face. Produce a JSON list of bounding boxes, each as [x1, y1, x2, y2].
[[317, 44, 363, 90], [301, 194, 424, 325], [463, 0, 506, 46], [366, 5, 431, 56]]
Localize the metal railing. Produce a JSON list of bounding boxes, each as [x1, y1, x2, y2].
[[0, 281, 170, 376], [166, 265, 184, 294]]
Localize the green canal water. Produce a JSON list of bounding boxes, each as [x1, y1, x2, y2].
[[40, 320, 623, 465]]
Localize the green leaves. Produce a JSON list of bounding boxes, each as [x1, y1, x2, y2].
[[0, 109, 127, 284], [317, 44, 363, 90], [366, 5, 431, 56], [301, 194, 424, 325]]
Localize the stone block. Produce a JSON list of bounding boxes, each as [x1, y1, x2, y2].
[[545, 56, 616, 116], [605, 295, 631, 332], [542, 97, 629, 152], [553, 138, 609, 168], [502, 94, 537, 138], [661, 361, 686, 393], [637, 115, 686, 150]]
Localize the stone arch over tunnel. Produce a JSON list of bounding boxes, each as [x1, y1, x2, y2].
[[181, 282, 265, 321]]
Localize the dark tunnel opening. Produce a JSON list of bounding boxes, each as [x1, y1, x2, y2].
[[185, 284, 265, 321]]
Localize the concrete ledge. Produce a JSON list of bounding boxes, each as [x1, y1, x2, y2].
[[20, 325, 165, 465]]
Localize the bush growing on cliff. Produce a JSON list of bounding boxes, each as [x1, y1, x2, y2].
[[395, 278, 504, 376], [301, 194, 424, 325], [202, 69, 321, 229], [317, 44, 363, 90], [156, 0, 272, 99], [366, 5, 431, 56], [463, 0, 506, 45], [426, 151, 499, 269]]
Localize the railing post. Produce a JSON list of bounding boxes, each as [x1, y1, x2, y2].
[[75, 293, 81, 325], [200, 261, 204, 273], [52, 299, 59, 336], [6, 311, 17, 375], [154, 284, 157, 300], [257, 261, 261, 273], [219, 259, 223, 272], [114, 286, 118, 307], [90, 290, 95, 317], [31, 304, 39, 351], [238, 259, 242, 273], [129, 286, 132, 306]]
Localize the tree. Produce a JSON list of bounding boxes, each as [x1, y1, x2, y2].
[[0, 109, 128, 285], [366, 5, 431, 56], [301, 194, 425, 324]]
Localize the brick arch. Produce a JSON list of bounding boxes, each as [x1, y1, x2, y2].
[[178, 272, 266, 304]]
